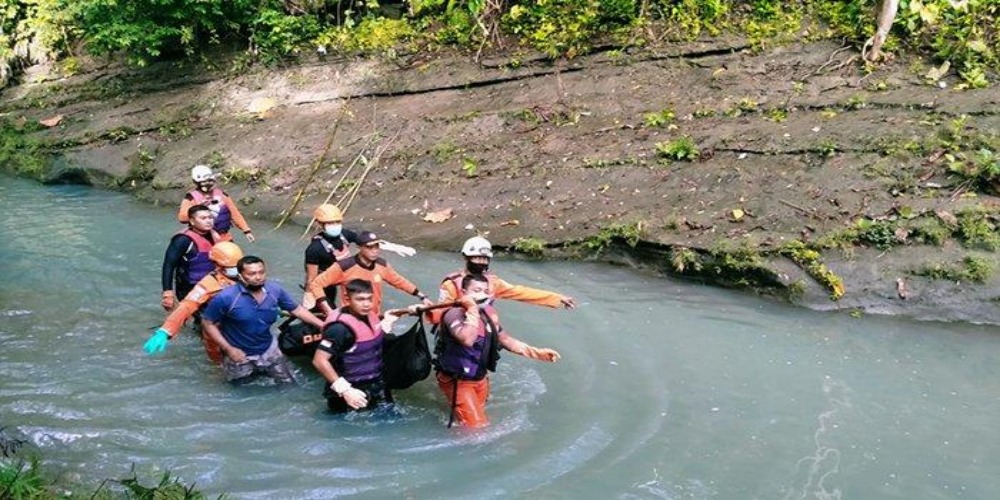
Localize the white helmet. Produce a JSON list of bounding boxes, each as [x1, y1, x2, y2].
[[191, 165, 215, 183], [461, 236, 493, 258]]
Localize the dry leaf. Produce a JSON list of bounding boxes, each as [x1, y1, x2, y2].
[[39, 115, 64, 127], [925, 61, 950, 82], [731, 208, 745, 222], [423, 208, 454, 223], [247, 97, 275, 114], [500, 219, 520, 226], [935, 209, 958, 227]]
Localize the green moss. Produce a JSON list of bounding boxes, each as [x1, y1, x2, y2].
[[914, 256, 994, 283], [904, 217, 952, 246], [779, 240, 846, 300], [956, 206, 1000, 251], [511, 236, 547, 257], [669, 246, 702, 273], [580, 220, 646, 253], [0, 118, 50, 179]]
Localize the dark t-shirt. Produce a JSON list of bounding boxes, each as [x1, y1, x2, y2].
[[304, 229, 359, 303]]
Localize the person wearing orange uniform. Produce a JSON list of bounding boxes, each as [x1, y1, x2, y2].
[[308, 230, 431, 318], [302, 203, 416, 308], [435, 274, 561, 428], [144, 242, 244, 364], [177, 165, 254, 243], [428, 236, 577, 324]]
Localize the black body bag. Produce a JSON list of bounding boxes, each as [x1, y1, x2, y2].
[[277, 318, 323, 357], [382, 319, 432, 390]]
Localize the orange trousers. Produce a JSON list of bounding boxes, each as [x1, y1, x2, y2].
[[436, 371, 490, 428], [200, 328, 223, 365]]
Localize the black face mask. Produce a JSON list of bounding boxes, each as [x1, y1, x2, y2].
[[466, 261, 489, 275], [244, 282, 264, 291]]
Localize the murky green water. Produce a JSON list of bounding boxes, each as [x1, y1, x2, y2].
[[2, 175, 999, 499]]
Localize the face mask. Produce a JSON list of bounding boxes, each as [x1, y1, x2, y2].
[[197, 182, 213, 193], [468, 291, 491, 305], [245, 283, 264, 291], [324, 224, 343, 238], [466, 261, 489, 274], [223, 267, 239, 279]]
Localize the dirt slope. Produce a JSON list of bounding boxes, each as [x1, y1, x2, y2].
[[4, 38, 1000, 323]]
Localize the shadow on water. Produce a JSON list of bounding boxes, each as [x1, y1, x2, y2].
[[2, 175, 1000, 498]]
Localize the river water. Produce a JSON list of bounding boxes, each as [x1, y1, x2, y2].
[[1, 175, 999, 499]]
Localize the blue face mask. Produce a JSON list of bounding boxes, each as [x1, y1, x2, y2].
[[324, 224, 343, 238]]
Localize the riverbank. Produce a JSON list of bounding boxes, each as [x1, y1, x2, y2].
[[2, 37, 999, 323]]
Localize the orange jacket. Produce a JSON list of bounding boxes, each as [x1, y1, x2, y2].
[[307, 255, 421, 314], [160, 271, 236, 337], [177, 190, 251, 234], [427, 270, 564, 324]]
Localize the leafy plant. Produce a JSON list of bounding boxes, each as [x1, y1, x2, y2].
[[461, 157, 479, 177], [643, 108, 676, 128], [512, 236, 546, 257], [655, 136, 700, 162]]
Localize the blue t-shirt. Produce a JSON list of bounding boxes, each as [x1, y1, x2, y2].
[[203, 281, 298, 356]]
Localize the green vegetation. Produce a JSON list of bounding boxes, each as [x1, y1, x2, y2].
[[914, 256, 994, 283], [460, 157, 479, 177], [0, 459, 46, 499], [956, 206, 1000, 251], [655, 136, 700, 162], [2, 1, 996, 85], [0, 118, 49, 178], [779, 240, 845, 299], [669, 246, 702, 273], [580, 220, 645, 253], [642, 108, 675, 128], [511, 236, 547, 257]]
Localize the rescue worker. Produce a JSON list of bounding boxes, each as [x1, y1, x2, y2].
[[435, 274, 560, 428], [428, 236, 576, 324], [307, 230, 431, 318], [143, 241, 244, 364], [202, 255, 325, 384], [177, 165, 255, 243], [303, 203, 416, 308], [161, 204, 218, 311], [312, 279, 419, 412]]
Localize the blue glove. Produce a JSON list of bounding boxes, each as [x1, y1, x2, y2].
[[144, 328, 170, 355]]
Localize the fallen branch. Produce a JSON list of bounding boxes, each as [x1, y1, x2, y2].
[[298, 132, 379, 241], [338, 128, 403, 214], [780, 199, 812, 214], [274, 98, 351, 230]]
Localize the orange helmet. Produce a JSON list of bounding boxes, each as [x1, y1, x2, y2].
[[313, 204, 344, 223], [209, 242, 243, 267]]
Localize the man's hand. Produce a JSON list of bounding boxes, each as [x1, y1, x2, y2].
[[342, 388, 369, 409], [161, 291, 176, 311], [301, 291, 316, 310], [560, 296, 577, 309], [523, 346, 561, 362], [225, 346, 247, 363], [459, 296, 478, 310], [379, 312, 400, 333], [244, 231, 256, 243]]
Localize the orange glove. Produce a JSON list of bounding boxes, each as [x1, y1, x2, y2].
[[160, 291, 176, 311]]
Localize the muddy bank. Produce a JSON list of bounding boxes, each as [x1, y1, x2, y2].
[[3, 38, 1000, 324]]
